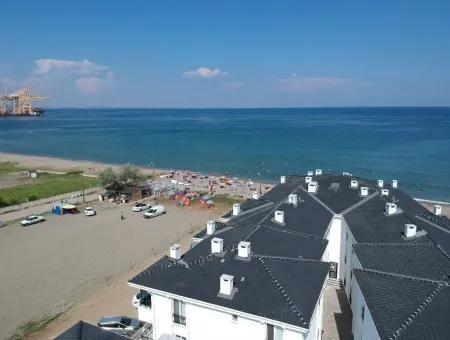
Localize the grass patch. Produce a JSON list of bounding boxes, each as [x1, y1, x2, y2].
[[6, 312, 62, 340], [212, 194, 244, 206], [0, 173, 98, 207], [0, 162, 24, 176]]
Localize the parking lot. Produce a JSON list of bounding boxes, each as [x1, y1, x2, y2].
[[0, 199, 211, 339]]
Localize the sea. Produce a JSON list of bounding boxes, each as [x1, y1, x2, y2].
[[1, 107, 449, 201]]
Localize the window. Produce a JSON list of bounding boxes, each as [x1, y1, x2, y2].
[[350, 271, 353, 280], [175, 336, 186, 340], [344, 255, 347, 264], [232, 314, 238, 321], [266, 324, 283, 340], [344, 278, 346, 288], [173, 299, 186, 325], [139, 290, 151, 308], [346, 232, 348, 241], [361, 306, 365, 321]]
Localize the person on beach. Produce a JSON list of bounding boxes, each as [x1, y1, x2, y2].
[[120, 211, 125, 220]]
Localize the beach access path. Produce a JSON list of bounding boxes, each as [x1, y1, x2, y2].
[[0, 199, 211, 340]]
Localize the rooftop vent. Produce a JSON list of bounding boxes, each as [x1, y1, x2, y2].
[[315, 169, 323, 176], [350, 180, 359, 189], [169, 244, 181, 260], [220, 274, 234, 296], [377, 180, 384, 188], [288, 193, 298, 206], [252, 191, 260, 200], [343, 171, 352, 176], [329, 182, 340, 192], [305, 176, 313, 184], [238, 241, 251, 259], [211, 237, 224, 254], [360, 186, 369, 197], [280, 176, 286, 184], [392, 180, 398, 188], [404, 224, 417, 238], [274, 210, 285, 224], [206, 220, 216, 235], [307, 170, 314, 176], [308, 181, 318, 193], [232, 203, 241, 216], [381, 189, 389, 196], [433, 205, 442, 216], [385, 202, 398, 216]]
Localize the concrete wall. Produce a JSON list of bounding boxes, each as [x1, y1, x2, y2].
[[351, 278, 380, 340], [323, 215, 345, 280], [136, 290, 309, 340]]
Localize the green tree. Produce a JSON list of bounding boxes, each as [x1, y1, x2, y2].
[[98, 167, 121, 191], [118, 164, 144, 187]]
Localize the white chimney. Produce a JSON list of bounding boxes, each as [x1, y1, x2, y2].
[[315, 169, 323, 176], [392, 179, 398, 188], [360, 186, 369, 197], [220, 274, 234, 296], [308, 181, 318, 193], [381, 189, 389, 196], [433, 205, 442, 216], [280, 176, 286, 184], [288, 193, 298, 206], [252, 191, 260, 200], [385, 202, 397, 215], [238, 241, 251, 258], [206, 220, 216, 235], [307, 170, 314, 176], [305, 176, 313, 183], [377, 180, 384, 188], [211, 237, 224, 254], [350, 180, 358, 189], [404, 224, 417, 238], [274, 210, 285, 224], [232, 203, 241, 216], [169, 244, 181, 260]]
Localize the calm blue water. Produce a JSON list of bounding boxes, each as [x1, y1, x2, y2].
[[1, 108, 449, 200]]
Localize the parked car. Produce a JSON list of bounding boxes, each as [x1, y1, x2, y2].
[[97, 316, 142, 335], [84, 207, 96, 216], [132, 202, 151, 212], [143, 205, 165, 218], [20, 215, 45, 226]]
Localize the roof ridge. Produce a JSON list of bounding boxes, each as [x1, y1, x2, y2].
[[260, 225, 322, 240], [256, 256, 308, 327], [255, 254, 325, 265], [353, 242, 435, 248], [436, 244, 450, 261], [388, 283, 447, 340], [355, 268, 449, 285]]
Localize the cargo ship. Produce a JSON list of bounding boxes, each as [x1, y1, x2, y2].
[[0, 88, 48, 117]]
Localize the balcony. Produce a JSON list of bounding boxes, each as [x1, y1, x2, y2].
[[173, 313, 186, 325]]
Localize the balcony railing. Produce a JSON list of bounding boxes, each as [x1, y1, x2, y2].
[[173, 313, 186, 325]]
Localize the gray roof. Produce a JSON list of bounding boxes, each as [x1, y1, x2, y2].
[[354, 270, 450, 340], [353, 243, 450, 282], [56, 321, 129, 340], [130, 253, 329, 328]]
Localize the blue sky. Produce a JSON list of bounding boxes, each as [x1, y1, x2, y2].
[[1, 1, 450, 107]]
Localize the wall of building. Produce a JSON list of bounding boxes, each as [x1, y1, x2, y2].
[[136, 290, 308, 340], [323, 215, 345, 280], [351, 277, 380, 340], [305, 289, 324, 340]]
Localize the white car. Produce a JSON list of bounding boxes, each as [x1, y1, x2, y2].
[[132, 202, 150, 212], [20, 215, 45, 226], [84, 207, 96, 216], [143, 205, 165, 218]]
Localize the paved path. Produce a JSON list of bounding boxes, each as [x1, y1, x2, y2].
[[322, 285, 353, 340]]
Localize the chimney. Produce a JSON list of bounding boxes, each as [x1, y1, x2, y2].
[[350, 180, 358, 189], [169, 244, 181, 260], [381, 189, 389, 196], [220, 274, 234, 296], [288, 193, 298, 206], [211, 237, 224, 254], [308, 181, 318, 193], [433, 205, 442, 216], [392, 180, 398, 188], [385, 202, 397, 215], [252, 191, 260, 200], [315, 169, 323, 176], [307, 170, 314, 176], [305, 176, 313, 183], [360, 186, 369, 197], [206, 220, 216, 235], [232, 203, 241, 216], [377, 180, 384, 188], [274, 210, 285, 224], [280, 176, 286, 184], [404, 224, 417, 238], [238, 241, 251, 258]]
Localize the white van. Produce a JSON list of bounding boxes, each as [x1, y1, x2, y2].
[[143, 205, 165, 219]]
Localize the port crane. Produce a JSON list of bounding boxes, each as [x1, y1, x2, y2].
[[0, 88, 48, 116]]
